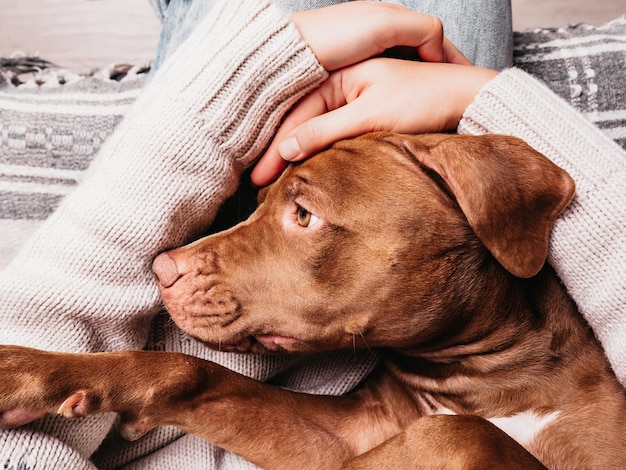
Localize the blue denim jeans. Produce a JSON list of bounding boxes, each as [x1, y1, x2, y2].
[[147, 0, 512, 72]]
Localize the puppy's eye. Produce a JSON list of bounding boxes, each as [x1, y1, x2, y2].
[[297, 206, 319, 227], [297, 206, 311, 227]]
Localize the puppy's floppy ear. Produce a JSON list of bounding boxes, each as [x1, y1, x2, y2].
[[386, 133, 575, 278]]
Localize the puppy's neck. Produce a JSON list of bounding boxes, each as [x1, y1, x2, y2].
[[381, 265, 601, 415]]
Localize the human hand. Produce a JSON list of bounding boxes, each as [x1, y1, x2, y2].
[[290, 1, 470, 71], [251, 59, 498, 186]]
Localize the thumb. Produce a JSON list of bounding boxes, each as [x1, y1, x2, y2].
[[278, 101, 373, 162], [250, 103, 369, 187]]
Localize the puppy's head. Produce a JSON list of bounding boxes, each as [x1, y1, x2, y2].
[[152, 133, 574, 353]]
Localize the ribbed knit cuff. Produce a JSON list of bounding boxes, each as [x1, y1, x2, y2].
[[123, 0, 328, 169], [459, 68, 626, 385]]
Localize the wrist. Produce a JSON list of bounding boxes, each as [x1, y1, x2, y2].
[[457, 67, 499, 123]]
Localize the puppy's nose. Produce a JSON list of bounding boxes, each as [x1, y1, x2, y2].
[[152, 252, 182, 288]]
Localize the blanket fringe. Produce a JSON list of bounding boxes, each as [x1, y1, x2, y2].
[[0, 53, 151, 88]]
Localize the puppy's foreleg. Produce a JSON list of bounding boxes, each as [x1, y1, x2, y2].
[[0, 346, 410, 470]]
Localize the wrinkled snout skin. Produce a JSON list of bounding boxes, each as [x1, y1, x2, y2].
[[152, 134, 479, 354], [153, 203, 355, 354]]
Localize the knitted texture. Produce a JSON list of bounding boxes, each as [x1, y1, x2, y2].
[[458, 68, 626, 385], [0, 1, 378, 469], [0, 64, 150, 268]]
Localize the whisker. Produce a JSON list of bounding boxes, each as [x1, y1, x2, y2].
[[359, 330, 374, 355]]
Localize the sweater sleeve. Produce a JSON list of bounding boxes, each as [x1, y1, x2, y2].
[[0, 1, 327, 468], [1, 0, 327, 353], [458, 68, 626, 386]]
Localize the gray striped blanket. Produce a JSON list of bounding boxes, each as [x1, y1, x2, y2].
[[513, 18, 626, 149], [1, 18, 625, 266]]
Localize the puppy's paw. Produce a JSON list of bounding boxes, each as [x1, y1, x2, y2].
[[0, 345, 55, 428], [0, 409, 47, 429], [57, 391, 93, 419], [117, 413, 158, 441], [0, 391, 100, 429], [0, 346, 107, 428]]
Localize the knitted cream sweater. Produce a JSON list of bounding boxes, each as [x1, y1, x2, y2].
[[1, 0, 624, 468]]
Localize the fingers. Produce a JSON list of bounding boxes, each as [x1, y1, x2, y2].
[[252, 72, 362, 186], [292, 2, 468, 71], [278, 104, 369, 162], [252, 98, 375, 186], [249, 152, 287, 187], [251, 103, 365, 187], [251, 90, 329, 186], [251, 2, 475, 187], [251, 77, 341, 186], [272, 89, 334, 156]]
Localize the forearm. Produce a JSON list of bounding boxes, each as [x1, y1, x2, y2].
[[137, 0, 327, 169], [0, 0, 327, 353], [458, 68, 626, 385]]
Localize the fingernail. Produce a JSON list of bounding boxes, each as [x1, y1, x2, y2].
[[278, 137, 302, 161]]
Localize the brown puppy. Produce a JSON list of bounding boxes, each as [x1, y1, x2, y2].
[[0, 133, 624, 469]]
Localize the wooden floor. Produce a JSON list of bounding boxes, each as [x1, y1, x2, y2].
[[0, 0, 625, 71]]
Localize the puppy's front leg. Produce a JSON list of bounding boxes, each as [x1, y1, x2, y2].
[[0, 346, 408, 469], [121, 355, 417, 469], [0, 346, 204, 429]]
